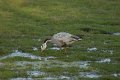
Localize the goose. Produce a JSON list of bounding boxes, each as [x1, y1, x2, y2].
[[41, 32, 82, 52]]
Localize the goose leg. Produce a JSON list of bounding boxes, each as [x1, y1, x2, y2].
[[64, 47, 67, 53]]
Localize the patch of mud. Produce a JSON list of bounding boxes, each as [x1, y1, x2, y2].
[[87, 47, 97, 52], [27, 71, 45, 77], [0, 50, 56, 61], [79, 72, 101, 78], [96, 58, 111, 63]]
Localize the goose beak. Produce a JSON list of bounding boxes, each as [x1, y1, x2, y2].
[[41, 45, 44, 52], [41, 43, 47, 52]]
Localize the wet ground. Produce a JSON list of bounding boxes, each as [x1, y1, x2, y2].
[[0, 49, 119, 80]]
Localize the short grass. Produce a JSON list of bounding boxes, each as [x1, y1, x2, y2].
[[0, 0, 120, 79]]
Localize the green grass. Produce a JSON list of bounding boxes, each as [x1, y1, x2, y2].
[[0, 0, 120, 79]]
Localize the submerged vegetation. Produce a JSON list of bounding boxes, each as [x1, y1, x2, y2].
[[0, 0, 120, 79]]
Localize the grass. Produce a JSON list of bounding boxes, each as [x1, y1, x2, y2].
[[0, 0, 120, 79]]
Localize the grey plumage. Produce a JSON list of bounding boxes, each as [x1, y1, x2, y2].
[[51, 32, 81, 46], [41, 32, 82, 52]]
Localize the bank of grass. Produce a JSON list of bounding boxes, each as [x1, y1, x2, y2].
[[0, 0, 120, 79]]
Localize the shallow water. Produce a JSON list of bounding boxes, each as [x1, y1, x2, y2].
[[49, 47, 63, 50], [15, 60, 90, 69], [0, 50, 89, 69], [27, 71, 45, 77], [10, 73, 120, 80], [96, 58, 111, 63], [101, 50, 113, 54], [43, 76, 70, 80], [113, 32, 120, 36], [59, 75, 70, 79], [1, 50, 117, 79], [0, 50, 56, 61], [79, 72, 101, 78], [11, 78, 33, 80], [87, 47, 97, 52], [112, 73, 120, 77], [74, 61, 90, 68], [32, 47, 38, 51], [10, 76, 70, 80], [0, 50, 41, 60]]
